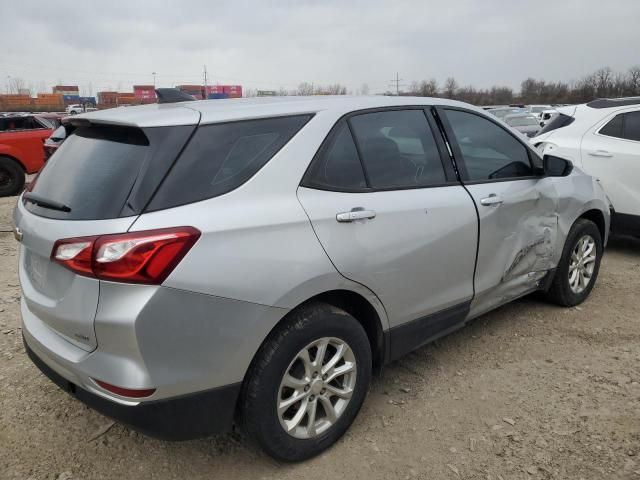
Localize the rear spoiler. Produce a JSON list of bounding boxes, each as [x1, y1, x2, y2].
[[155, 88, 196, 104]]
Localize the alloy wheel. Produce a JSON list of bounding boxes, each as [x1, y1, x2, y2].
[[568, 234, 597, 294], [277, 337, 357, 439]]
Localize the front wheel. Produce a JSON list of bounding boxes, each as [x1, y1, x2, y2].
[[545, 218, 603, 306], [241, 302, 372, 462]]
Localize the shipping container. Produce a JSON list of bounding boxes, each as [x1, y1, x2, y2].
[[78, 96, 97, 106], [223, 85, 242, 97], [133, 85, 157, 100], [205, 85, 225, 95], [53, 85, 80, 96]]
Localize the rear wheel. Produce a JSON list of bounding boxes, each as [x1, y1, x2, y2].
[[0, 157, 25, 197], [545, 219, 603, 306], [241, 302, 372, 462]]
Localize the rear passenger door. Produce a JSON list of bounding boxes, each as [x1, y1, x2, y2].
[[297, 108, 478, 358], [437, 107, 558, 317], [581, 109, 640, 218]]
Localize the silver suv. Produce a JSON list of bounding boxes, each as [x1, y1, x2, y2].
[[14, 96, 610, 461]]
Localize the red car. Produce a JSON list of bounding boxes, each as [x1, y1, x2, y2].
[[0, 114, 54, 196]]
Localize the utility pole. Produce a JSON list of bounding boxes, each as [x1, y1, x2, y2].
[[388, 72, 405, 96], [203, 65, 208, 93], [152, 71, 157, 87]]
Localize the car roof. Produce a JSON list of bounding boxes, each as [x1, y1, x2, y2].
[[74, 95, 477, 128], [586, 97, 640, 109]]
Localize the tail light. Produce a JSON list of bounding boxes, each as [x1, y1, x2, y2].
[[51, 227, 200, 284]]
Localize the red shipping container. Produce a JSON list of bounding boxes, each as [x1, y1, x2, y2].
[[133, 85, 156, 100], [222, 85, 242, 97], [205, 85, 224, 95]]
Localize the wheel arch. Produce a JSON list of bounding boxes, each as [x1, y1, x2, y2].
[[0, 152, 27, 173], [578, 208, 606, 242]]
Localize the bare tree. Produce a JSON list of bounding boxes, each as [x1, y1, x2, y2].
[[420, 79, 439, 97], [593, 67, 613, 97], [297, 82, 315, 96], [359, 83, 370, 95], [628, 65, 640, 95], [323, 84, 347, 95], [443, 77, 458, 99], [8, 77, 26, 94]]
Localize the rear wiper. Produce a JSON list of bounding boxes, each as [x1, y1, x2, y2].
[[23, 192, 71, 212]]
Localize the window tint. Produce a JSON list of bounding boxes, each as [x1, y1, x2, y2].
[[303, 122, 366, 190], [26, 126, 151, 220], [148, 115, 311, 211], [623, 111, 640, 141], [0, 116, 42, 131], [537, 113, 574, 135], [600, 114, 624, 139], [445, 110, 533, 181], [349, 110, 446, 189]]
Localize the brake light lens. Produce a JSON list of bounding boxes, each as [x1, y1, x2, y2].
[[51, 227, 200, 284]]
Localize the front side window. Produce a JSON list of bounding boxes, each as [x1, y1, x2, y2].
[[444, 109, 533, 181], [349, 110, 446, 189]]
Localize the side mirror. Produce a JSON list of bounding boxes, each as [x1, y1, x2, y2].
[[543, 154, 573, 177]]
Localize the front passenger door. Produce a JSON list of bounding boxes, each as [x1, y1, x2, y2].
[[438, 108, 559, 317]]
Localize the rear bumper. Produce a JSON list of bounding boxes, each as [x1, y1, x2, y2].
[[25, 337, 241, 440]]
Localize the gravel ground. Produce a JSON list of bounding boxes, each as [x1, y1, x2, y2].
[[0, 195, 639, 480]]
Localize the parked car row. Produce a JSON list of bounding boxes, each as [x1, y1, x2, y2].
[[15, 95, 610, 461], [532, 97, 640, 237], [0, 113, 62, 196]]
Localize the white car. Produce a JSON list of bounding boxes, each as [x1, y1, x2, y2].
[[533, 98, 640, 236], [527, 105, 553, 120], [66, 104, 98, 115], [539, 109, 559, 127]]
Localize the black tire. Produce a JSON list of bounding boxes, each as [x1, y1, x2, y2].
[[241, 302, 372, 462], [0, 156, 25, 197], [545, 218, 603, 307]]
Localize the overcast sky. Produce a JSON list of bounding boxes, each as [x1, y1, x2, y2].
[[1, 0, 639, 95]]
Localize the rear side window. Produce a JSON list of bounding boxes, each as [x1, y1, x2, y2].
[[622, 111, 640, 141], [537, 113, 575, 136], [599, 114, 624, 138], [0, 116, 43, 131], [445, 109, 533, 181], [148, 115, 311, 211], [303, 122, 367, 190], [350, 110, 446, 189], [26, 126, 151, 220]]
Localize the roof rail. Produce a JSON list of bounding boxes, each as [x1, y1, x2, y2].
[[155, 88, 196, 104], [586, 97, 640, 109]]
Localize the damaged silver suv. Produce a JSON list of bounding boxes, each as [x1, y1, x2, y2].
[[15, 96, 609, 461]]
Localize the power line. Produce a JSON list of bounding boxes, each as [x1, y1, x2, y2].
[[388, 72, 405, 95]]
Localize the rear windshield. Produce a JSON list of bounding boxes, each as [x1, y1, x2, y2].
[[506, 116, 538, 127], [25, 126, 151, 220], [536, 113, 575, 136], [146, 114, 312, 211]]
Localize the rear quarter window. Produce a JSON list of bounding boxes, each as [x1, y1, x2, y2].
[[147, 114, 312, 211]]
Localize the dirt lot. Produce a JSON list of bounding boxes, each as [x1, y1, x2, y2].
[[0, 195, 639, 480]]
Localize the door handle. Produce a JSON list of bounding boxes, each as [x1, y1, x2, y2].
[[336, 208, 376, 222], [588, 150, 613, 158], [480, 194, 504, 206]]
